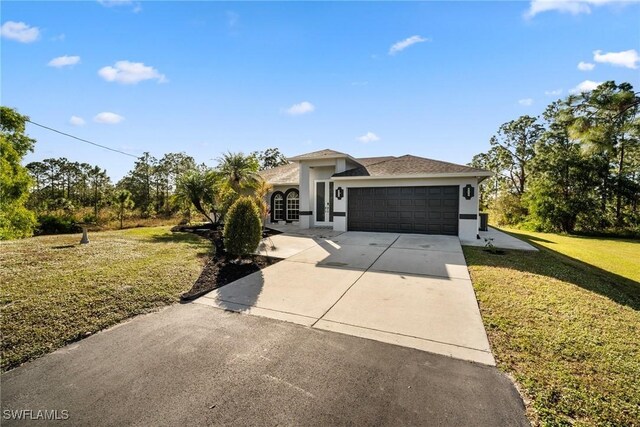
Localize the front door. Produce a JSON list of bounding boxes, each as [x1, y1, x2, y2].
[[315, 180, 334, 226]]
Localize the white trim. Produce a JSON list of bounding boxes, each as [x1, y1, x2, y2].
[[332, 172, 492, 180]]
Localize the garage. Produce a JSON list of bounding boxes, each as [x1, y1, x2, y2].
[[347, 186, 459, 235]]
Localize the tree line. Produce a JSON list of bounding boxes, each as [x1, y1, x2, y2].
[[472, 81, 639, 234], [0, 104, 289, 239]]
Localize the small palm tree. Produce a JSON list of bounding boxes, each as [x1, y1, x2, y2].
[[217, 152, 260, 193], [175, 169, 219, 224], [113, 189, 135, 229], [252, 177, 273, 228]]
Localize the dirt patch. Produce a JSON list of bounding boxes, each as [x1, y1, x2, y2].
[[175, 225, 283, 301]]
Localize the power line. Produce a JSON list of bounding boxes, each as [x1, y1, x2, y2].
[[26, 119, 139, 159]]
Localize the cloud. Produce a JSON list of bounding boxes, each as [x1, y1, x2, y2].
[[69, 116, 86, 126], [577, 61, 595, 71], [524, 0, 637, 18], [570, 80, 603, 94], [593, 49, 639, 69], [356, 132, 381, 143], [97, 0, 132, 6], [389, 35, 430, 55], [227, 11, 239, 28], [98, 61, 167, 84], [48, 55, 81, 68], [518, 98, 534, 106], [545, 89, 563, 96], [93, 112, 124, 124], [1, 21, 40, 43], [51, 33, 65, 41], [285, 101, 315, 116]]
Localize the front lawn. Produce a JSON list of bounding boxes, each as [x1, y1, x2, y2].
[[0, 227, 211, 371], [463, 235, 640, 426], [501, 227, 640, 283]]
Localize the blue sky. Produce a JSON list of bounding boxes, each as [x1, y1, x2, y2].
[[2, 1, 639, 180]]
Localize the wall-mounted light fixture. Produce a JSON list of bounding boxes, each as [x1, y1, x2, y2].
[[335, 187, 344, 200], [462, 184, 475, 200]]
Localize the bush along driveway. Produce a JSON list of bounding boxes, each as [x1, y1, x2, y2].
[[463, 238, 640, 426]]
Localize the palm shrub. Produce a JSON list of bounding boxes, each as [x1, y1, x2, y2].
[[223, 197, 262, 258]]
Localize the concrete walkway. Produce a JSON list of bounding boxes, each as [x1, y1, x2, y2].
[[196, 231, 495, 365], [460, 227, 537, 251], [1, 305, 528, 426]]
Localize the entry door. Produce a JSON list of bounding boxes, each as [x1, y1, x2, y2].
[[315, 180, 334, 226]]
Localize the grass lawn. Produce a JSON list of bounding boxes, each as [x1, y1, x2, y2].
[[0, 227, 211, 371], [463, 232, 639, 426]]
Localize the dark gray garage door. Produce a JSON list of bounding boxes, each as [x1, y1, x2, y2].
[[347, 186, 459, 235]]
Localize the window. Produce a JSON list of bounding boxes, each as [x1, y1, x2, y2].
[[286, 190, 299, 221], [271, 193, 284, 221]]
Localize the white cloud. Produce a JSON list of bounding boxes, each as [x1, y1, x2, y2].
[[93, 112, 124, 124], [577, 61, 595, 71], [518, 98, 534, 106], [48, 55, 81, 68], [570, 80, 603, 94], [69, 116, 86, 126], [98, 61, 167, 84], [97, 0, 132, 6], [545, 89, 563, 96], [524, 0, 638, 18], [389, 35, 430, 55], [1, 21, 40, 43], [285, 101, 315, 116], [227, 11, 239, 28], [593, 49, 639, 69], [356, 132, 381, 143]]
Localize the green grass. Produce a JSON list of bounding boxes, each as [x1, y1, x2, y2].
[[463, 233, 640, 426], [0, 227, 211, 371], [501, 227, 640, 283]]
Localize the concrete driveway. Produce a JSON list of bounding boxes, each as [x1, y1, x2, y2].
[[196, 231, 494, 365]]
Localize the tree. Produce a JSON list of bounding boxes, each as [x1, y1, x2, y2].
[[216, 152, 260, 193], [251, 177, 273, 227], [174, 169, 219, 224], [223, 197, 262, 258], [489, 115, 544, 195], [0, 106, 37, 239], [525, 102, 600, 232], [252, 148, 289, 170], [567, 81, 640, 226], [113, 189, 134, 229]]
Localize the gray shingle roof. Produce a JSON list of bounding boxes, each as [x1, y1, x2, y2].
[[332, 155, 490, 177], [258, 153, 490, 184], [288, 149, 351, 161]]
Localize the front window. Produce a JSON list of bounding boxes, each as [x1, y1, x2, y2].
[[273, 193, 284, 221], [286, 190, 299, 221]]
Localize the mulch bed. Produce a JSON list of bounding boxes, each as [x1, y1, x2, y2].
[[174, 224, 283, 301]]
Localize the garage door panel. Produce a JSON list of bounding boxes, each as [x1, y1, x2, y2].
[[348, 186, 459, 235]]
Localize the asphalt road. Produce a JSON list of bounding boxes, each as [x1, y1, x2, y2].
[[2, 304, 528, 426]]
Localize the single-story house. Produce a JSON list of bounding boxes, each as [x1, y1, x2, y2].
[[258, 149, 492, 241]]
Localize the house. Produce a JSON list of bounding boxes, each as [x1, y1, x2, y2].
[[259, 149, 491, 241]]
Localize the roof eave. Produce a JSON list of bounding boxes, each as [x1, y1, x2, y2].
[[332, 171, 493, 180]]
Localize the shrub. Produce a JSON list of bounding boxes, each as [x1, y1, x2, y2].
[[36, 214, 79, 235], [223, 197, 262, 257], [488, 192, 528, 227]]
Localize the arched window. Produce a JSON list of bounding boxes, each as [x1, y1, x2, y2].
[[285, 189, 299, 221], [271, 192, 284, 222]]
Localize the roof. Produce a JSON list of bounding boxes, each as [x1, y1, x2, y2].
[[259, 152, 490, 185], [288, 149, 352, 161], [258, 156, 394, 185], [332, 155, 490, 177], [258, 161, 299, 185]]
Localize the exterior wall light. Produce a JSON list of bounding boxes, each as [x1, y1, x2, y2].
[[462, 184, 475, 200], [335, 187, 344, 200]]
